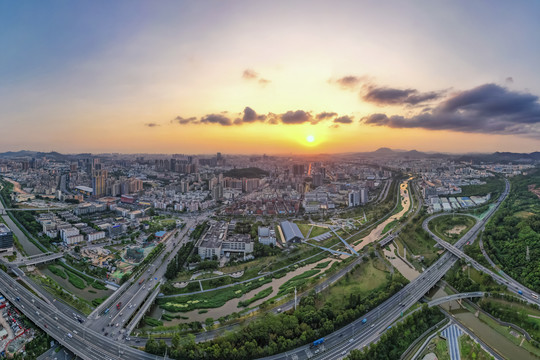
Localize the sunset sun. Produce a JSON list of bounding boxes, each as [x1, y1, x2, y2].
[[306, 135, 315, 143]]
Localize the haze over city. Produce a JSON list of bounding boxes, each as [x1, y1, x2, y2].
[[1, 2, 540, 360], [2, 1, 540, 154]]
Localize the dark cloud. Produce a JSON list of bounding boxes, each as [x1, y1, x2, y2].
[[362, 84, 540, 137], [145, 123, 160, 127], [334, 115, 354, 124], [242, 69, 258, 79], [280, 110, 313, 124], [333, 75, 365, 89], [316, 112, 337, 120], [173, 116, 197, 125], [242, 107, 266, 123], [362, 86, 443, 106], [172, 108, 356, 127], [505, 77, 514, 84], [200, 114, 233, 126]]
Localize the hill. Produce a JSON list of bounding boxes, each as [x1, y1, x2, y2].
[[224, 167, 269, 178]]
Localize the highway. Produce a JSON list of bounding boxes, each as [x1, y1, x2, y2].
[[423, 217, 540, 306], [258, 175, 510, 360], [0, 270, 159, 360], [85, 216, 199, 341], [0, 176, 528, 360]]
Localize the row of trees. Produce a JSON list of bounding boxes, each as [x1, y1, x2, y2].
[[347, 305, 444, 360], [146, 272, 408, 359], [483, 170, 540, 293], [164, 242, 195, 279]]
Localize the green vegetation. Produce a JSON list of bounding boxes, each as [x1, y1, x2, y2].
[[29, 274, 93, 315], [238, 287, 273, 308], [223, 167, 269, 178], [146, 264, 408, 359], [429, 337, 450, 360], [429, 215, 476, 244], [483, 170, 540, 292], [459, 334, 494, 360], [314, 260, 332, 269], [347, 306, 445, 360], [11, 331, 51, 360], [158, 277, 272, 312], [395, 209, 438, 266], [325, 258, 395, 311], [309, 226, 330, 238], [66, 269, 86, 289], [165, 242, 196, 279], [295, 223, 311, 237], [479, 294, 540, 344], [277, 269, 320, 296], [445, 260, 503, 293], [47, 264, 67, 279], [190, 221, 209, 240], [56, 260, 108, 290], [144, 316, 164, 327], [460, 176, 505, 198], [382, 219, 398, 235]]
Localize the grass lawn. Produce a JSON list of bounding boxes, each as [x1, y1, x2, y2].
[[309, 226, 330, 238], [295, 223, 312, 237], [397, 226, 438, 266], [459, 334, 493, 360], [428, 215, 476, 244], [382, 219, 398, 235], [324, 258, 390, 311]]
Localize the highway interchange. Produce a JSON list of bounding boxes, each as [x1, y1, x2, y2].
[[1, 177, 539, 360]]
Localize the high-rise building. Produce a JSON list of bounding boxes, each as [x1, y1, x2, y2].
[[92, 163, 108, 198], [312, 173, 323, 187], [360, 188, 369, 204], [348, 191, 360, 207], [293, 164, 304, 177], [0, 224, 14, 253]]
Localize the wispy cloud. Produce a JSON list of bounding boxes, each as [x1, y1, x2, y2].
[[145, 123, 160, 127], [243, 68, 271, 86]]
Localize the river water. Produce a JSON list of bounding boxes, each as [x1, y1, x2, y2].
[[382, 243, 419, 281], [351, 180, 411, 253], [150, 258, 335, 324], [432, 288, 537, 360]]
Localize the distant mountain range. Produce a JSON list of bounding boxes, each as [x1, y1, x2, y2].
[[0, 149, 538, 163], [352, 147, 540, 163]]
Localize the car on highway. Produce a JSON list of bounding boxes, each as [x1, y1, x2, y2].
[[67, 333, 73, 338]]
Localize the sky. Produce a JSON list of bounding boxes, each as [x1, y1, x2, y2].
[[1, 1, 540, 154]]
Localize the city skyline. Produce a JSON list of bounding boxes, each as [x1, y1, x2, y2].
[[2, 1, 540, 154]]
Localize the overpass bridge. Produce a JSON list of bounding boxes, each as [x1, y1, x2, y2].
[[427, 292, 485, 307], [329, 226, 359, 256], [125, 285, 162, 335], [423, 216, 540, 306], [11, 252, 64, 266]]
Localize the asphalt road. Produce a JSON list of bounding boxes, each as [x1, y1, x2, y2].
[[0, 270, 159, 360], [257, 176, 510, 360], [86, 217, 199, 341]]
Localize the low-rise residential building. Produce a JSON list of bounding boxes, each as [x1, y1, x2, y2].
[[258, 226, 276, 246]]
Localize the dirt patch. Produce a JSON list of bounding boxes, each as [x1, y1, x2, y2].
[[446, 225, 466, 235]]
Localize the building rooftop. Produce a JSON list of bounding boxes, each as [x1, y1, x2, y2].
[[0, 223, 11, 234], [280, 221, 304, 242]]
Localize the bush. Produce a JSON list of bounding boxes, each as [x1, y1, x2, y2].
[[48, 265, 67, 279]]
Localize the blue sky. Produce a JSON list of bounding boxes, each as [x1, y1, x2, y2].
[[1, 1, 539, 153]]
